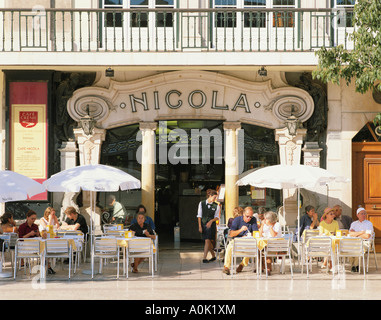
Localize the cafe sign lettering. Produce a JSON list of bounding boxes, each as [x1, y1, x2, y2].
[[120, 90, 261, 114]]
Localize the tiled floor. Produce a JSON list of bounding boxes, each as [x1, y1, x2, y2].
[[1, 240, 381, 300]]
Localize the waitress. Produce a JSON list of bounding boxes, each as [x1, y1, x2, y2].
[[197, 189, 220, 263]]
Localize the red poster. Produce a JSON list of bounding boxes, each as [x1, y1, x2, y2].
[[9, 82, 48, 200]]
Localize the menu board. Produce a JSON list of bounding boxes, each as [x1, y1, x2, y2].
[[9, 81, 48, 200], [11, 104, 47, 179]]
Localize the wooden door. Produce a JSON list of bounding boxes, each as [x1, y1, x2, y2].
[[352, 142, 381, 251]]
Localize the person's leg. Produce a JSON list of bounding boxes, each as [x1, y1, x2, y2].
[[203, 240, 211, 261], [223, 240, 234, 274]]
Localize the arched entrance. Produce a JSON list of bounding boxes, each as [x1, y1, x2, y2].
[[99, 120, 281, 243]]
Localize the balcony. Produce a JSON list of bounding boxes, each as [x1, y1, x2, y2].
[[0, 7, 354, 67]]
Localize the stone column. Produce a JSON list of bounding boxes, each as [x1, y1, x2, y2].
[[74, 127, 106, 227], [224, 121, 241, 222], [0, 71, 4, 215], [57, 140, 79, 222], [275, 127, 307, 226], [139, 122, 157, 222]]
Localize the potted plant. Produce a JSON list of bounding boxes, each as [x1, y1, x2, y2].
[[374, 112, 381, 137]]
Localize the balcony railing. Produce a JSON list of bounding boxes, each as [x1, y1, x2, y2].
[[0, 8, 354, 53]]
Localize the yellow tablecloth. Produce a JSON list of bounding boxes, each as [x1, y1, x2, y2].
[[255, 237, 285, 251]]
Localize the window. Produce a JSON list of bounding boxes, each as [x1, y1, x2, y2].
[[130, 0, 148, 28], [336, 0, 355, 28], [244, 0, 266, 28], [156, 0, 174, 27], [272, 0, 295, 28], [104, 0, 123, 28], [214, 0, 238, 28]]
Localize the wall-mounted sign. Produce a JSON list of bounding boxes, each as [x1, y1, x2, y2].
[[9, 82, 48, 200]]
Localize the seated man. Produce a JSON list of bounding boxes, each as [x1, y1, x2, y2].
[[108, 195, 129, 225], [130, 204, 155, 231], [348, 207, 374, 272], [60, 206, 88, 235], [222, 207, 258, 275], [334, 204, 352, 230]]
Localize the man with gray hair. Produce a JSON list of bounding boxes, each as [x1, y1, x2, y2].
[[108, 195, 128, 225], [348, 207, 374, 272]]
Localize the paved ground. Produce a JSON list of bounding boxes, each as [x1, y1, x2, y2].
[[1, 240, 381, 301]]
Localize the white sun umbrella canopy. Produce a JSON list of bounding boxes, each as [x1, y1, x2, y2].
[[236, 164, 344, 189], [0, 170, 45, 202], [43, 164, 141, 193]]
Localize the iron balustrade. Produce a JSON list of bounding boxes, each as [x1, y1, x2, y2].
[[0, 8, 354, 53]]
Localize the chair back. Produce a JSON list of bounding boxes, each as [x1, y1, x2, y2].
[[103, 224, 118, 232], [16, 239, 40, 255], [0, 233, 11, 249], [265, 238, 290, 254], [45, 239, 70, 254], [63, 234, 84, 249], [104, 230, 126, 237], [303, 229, 319, 243], [128, 238, 152, 254], [232, 238, 257, 257], [94, 237, 118, 254], [5, 232, 18, 248], [307, 237, 332, 256], [338, 237, 363, 256]]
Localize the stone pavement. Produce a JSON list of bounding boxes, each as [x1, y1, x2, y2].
[[1, 240, 381, 300]]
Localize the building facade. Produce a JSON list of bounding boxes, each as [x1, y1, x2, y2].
[[1, 0, 380, 246]]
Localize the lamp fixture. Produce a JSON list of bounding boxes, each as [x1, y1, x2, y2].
[[79, 104, 96, 136], [105, 67, 114, 77], [284, 105, 299, 136], [258, 66, 267, 77]]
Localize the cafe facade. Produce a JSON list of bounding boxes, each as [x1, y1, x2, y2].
[[1, 0, 380, 245]]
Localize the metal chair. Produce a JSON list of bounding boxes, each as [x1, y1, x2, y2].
[[91, 237, 120, 279], [336, 237, 365, 277], [14, 239, 42, 279], [263, 238, 293, 277], [301, 229, 320, 266], [43, 238, 73, 279], [126, 238, 154, 278], [302, 236, 335, 278], [0, 234, 11, 269], [364, 232, 378, 272], [62, 233, 85, 270], [231, 238, 259, 278]]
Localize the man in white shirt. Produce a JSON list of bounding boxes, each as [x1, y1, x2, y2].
[[348, 207, 374, 272]]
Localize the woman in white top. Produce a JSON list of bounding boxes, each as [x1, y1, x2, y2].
[[39, 207, 60, 231], [259, 211, 282, 275]]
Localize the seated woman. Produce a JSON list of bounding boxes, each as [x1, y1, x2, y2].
[[319, 207, 339, 270], [0, 212, 18, 234], [18, 210, 40, 239], [259, 211, 282, 276], [39, 207, 60, 232], [129, 212, 156, 273]]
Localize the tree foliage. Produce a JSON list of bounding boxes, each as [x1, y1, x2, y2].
[[313, 0, 381, 94]]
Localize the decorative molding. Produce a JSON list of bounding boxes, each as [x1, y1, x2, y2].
[[66, 71, 315, 130]]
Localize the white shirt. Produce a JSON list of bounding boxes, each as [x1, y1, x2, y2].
[[349, 220, 374, 238], [262, 222, 282, 238], [196, 200, 220, 219]]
